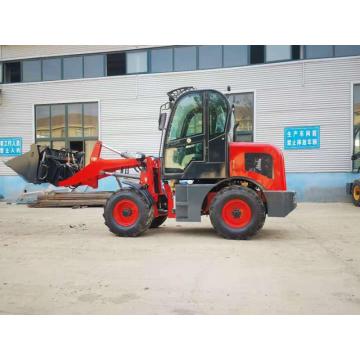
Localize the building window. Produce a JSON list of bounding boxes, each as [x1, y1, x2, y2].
[[198, 45, 222, 69], [4, 62, 21, 83], [304, 45, 334, 59], [22, 59, 41, 82], [51, 104, 66, 138], [353, 84, 360, 171], [226, 92, 254, 142], [174, 46, 197, 71], [266, 45, 292, 62], [84, 54, 105, 78], [223, 45, 248, 67], [35, 106, 51, 139], [126, 51, 148, 74], [68, 103, 83, 138], [83, 102, 98, 137], [42, 58, 62, 81], [335, 45, 360, 57], [250, 46, 265, 64], [151, 48, 173, 73], [107, 53, 126, 76], [292, 45, 301, 60], [0, 63, 2, 83], [63, 56, 83, 80], [35, 102, 99, 165]]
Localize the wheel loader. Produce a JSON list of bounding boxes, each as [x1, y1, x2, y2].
[[6, 87, 296, 239]]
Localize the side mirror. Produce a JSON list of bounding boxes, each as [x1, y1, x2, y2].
[[158, 113, 167, 131]]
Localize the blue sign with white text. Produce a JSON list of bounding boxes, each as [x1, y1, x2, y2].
[[0, 137, 22, 157], [284, 126, 320, 150]]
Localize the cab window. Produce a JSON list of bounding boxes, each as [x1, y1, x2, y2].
[[168, 93, 203, 142], [209, 91, 228, 137]]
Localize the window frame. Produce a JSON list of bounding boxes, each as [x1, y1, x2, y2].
[[34, 101, 100, 162], [304, 45, 335, 59], [106, 52, 127, 77], [63, 55, 84, 80], [163, 91, 206, 174], [150, 47, 174, 73], [83, 54, 106, 78], [225, 90, 256, 142], [126, 49, 149, 74], [3, 45, 360, 85], [265, 45, 292, 63], [42, 57, 62, 81], [173, 45, 197, 72], [198, 45, 223, 70], [223, 45, 249, 68], [334, 45, 360, 58], [208, 90, 229, 138], [4, 61, 22, 83], [22, 58, 42, 83], [250, 45, 265, 65], [166, 92, 205, 143]]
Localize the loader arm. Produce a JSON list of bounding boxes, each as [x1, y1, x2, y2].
[[58, 141, 143, 188]]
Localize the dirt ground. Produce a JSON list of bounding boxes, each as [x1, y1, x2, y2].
[[0, 202, 359, 314]]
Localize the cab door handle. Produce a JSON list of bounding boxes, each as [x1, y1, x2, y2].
[[186, 138, 192, 144]]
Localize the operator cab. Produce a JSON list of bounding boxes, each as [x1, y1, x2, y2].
[[160, 88, 232, 180]]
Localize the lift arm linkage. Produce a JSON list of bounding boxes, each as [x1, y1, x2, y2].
[[58, 141, 143, 188]]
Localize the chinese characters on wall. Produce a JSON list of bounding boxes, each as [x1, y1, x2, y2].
[[0, 138, 22, 156], [284, 126, 320, 150]]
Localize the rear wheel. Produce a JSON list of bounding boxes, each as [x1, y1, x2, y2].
[[103, 189, 154, 237], [352, 181, 360, 207], [209, 186, 265, 240], [150, 215, 168, 228]]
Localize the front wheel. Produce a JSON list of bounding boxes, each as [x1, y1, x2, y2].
[[209, 186, 266, 240], [103, 189, 154, 237]]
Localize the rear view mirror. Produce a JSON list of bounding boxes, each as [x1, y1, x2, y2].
[[158, 113, 167, 131]]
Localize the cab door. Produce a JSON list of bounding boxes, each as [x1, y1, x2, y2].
[[163, 91, 205, 177], [208, 90, 229, 163]]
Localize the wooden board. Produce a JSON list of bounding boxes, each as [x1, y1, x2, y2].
[[30, 191, 113, 208]]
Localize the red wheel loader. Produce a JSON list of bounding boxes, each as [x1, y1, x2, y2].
[[6, 87, 296, 239]]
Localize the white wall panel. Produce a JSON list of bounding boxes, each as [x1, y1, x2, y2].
[[1, 52, 359, 176]]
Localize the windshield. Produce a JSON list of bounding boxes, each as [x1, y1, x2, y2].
[[167, 93, 203, 142]]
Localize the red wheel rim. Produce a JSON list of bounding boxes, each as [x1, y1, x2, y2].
[[112, 199, 139, 226], [221, 199, 252, 228]]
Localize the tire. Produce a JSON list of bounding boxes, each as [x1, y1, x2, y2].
[[352, 181, 360, 207], [150, 215, 168, 228], [103, 189, 154, 237], [209, 186, 266, 240]]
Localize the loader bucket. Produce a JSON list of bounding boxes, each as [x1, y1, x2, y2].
[[5, 144, 84, 186], [6, 144, 43, 184]]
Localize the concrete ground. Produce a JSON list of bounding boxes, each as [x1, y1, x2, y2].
[[0, 202, 359, 314]]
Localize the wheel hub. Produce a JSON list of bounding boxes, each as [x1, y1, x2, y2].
[[112, 199, 139, 227], [122, 208, 133, 217], [232, 209, 241, 218], [221, 199, 252, 228]]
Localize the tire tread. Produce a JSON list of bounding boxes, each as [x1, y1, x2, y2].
[[103, 189, 154, 237], [209, 185, 265, 240]]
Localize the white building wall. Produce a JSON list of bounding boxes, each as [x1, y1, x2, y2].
[[1, 52, 360, 176]]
